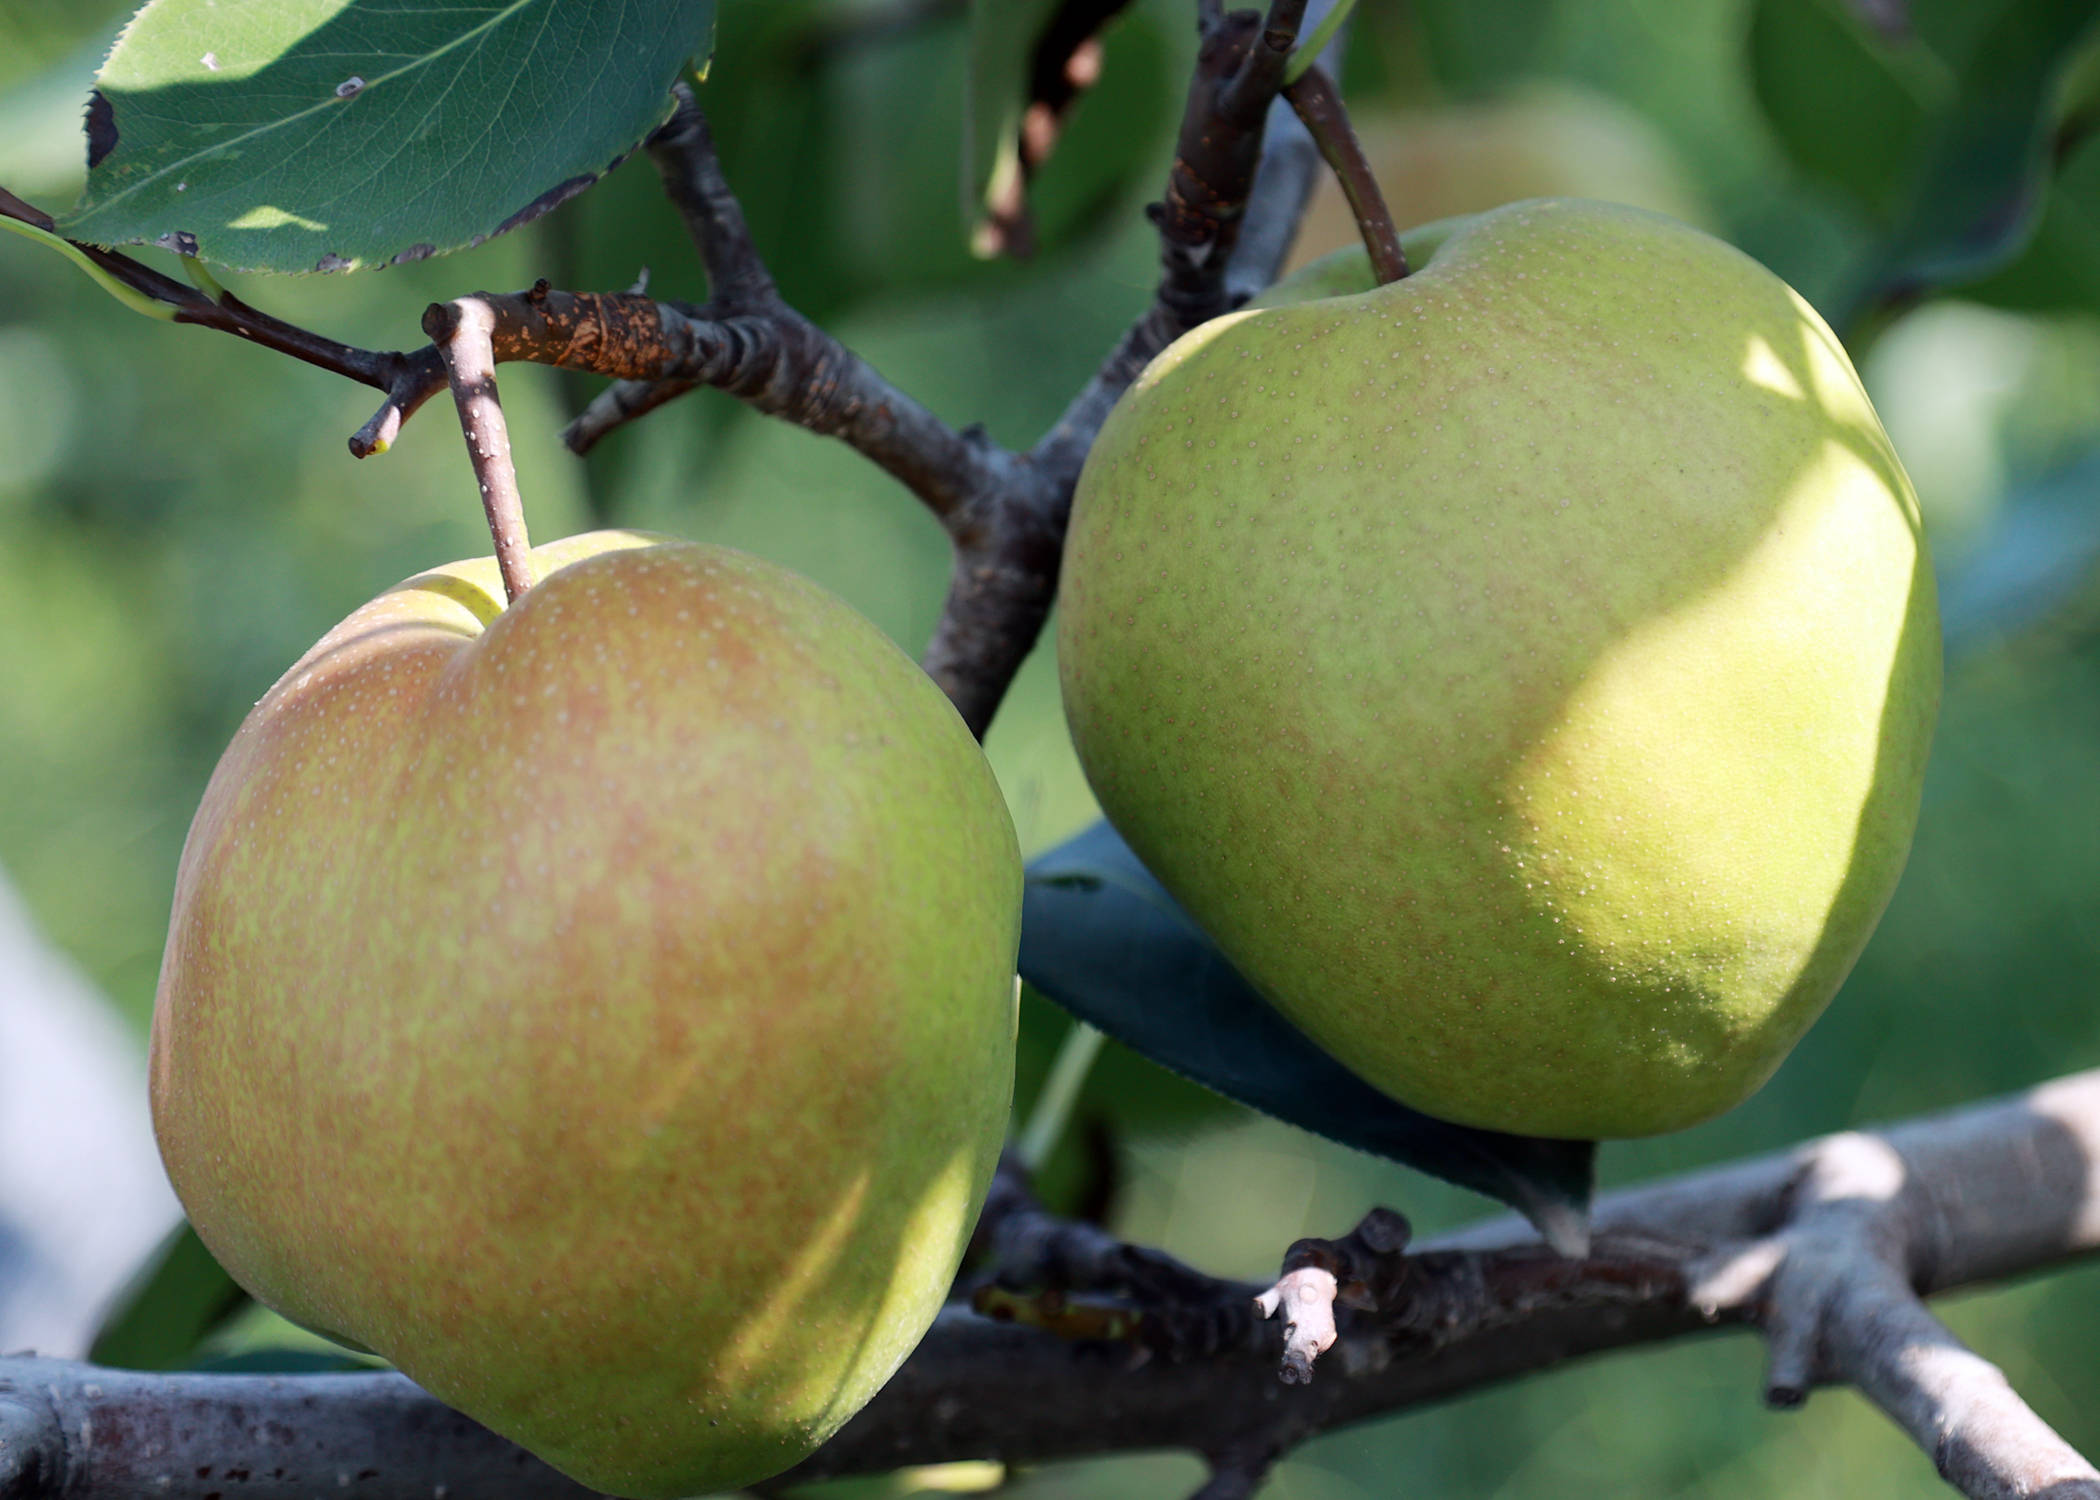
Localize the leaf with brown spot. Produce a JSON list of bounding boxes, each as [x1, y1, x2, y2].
[[59, 0, 717, 273]]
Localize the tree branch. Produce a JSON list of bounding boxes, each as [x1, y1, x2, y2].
[[569, 8, 1336, 735], [5, 0, 1336, 738], [644, 87, 776, 312], [0, 189, 450, 457], [6, 1071, 2097, 1499], [918, 0, 1339, 730]]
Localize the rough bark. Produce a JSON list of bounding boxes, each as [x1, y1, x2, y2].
[[5, 1072, 2097, 1499]]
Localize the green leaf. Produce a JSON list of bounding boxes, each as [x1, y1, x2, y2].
[[1749, 0, 1942, 220], [87, 1221, 252, 1371], [1747, 0, 2100, 327], [58, 0, 717, 273], [1852, 1, 2100, 316], [1965, 129, 2100, 314], [1406, 0, 1553, 94], [1019, 822, 1597, 1254]]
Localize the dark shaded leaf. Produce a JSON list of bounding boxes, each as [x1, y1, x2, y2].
[[1965, 116, 2100, 315], [1853, 0, 2100, 317], [1019, 821, 1596, 1253], [87, 1220, 251, 1371], [1404, 0, 1552, 94], [1749, 0, 1938, 220], [59, 0, 717, 272], [1748, 0, 2100, 327]]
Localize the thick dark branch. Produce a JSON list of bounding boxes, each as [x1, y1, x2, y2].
[[577, 5, 1334, 734], [344, 274, 1014, 526], [8, 0, 1335, 747], [611, 302, 1021, 521], [922, 1, 1338, 731], [556, 88, 1027, 547], [7, 1071, 2097, 1499], [1219, 0, 1309, 120], [1032, 0, 1343, 485]]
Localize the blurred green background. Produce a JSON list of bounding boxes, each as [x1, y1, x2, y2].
[[6, 0, 2100, 1495]]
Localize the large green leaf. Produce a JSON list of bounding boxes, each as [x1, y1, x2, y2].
[[59, 0, 716, 272], [1748, 0, 2100, 328], [1965, 130, 2100, 314], [1853, 0, 2100, 315], [1748, 0, 1941, 220], [1406, 0, 1552, 93]]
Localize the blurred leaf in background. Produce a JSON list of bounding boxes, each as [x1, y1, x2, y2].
[[1748, 0, 2100, 330]]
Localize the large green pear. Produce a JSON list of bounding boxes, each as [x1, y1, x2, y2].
[[151, 531, 1020, 1497], [1058, 200, 1940, 1139]]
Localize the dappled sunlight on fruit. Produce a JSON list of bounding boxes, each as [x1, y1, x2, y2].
[[1060, 200, 1940, 1139], [1740, 334, 1806, 402]]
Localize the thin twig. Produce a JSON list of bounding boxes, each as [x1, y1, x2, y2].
[[560, 375, 701, 452], [647, 86, 777, 311], [0, 187, 446, 451], [1282, 64, 1406, 283], [428, 297, 534, 603], [350, 349, 449, 457], [974, 0, 1139, 257], [1219, 0, 1309, 120]]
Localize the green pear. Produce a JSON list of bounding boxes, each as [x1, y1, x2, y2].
[[151, 531, 1020, 1497], [1058, 200, 1940, 1140]]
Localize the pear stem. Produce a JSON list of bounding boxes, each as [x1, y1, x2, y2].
[[429, 297, 535, 605], [1284, 64, 1407, 284]]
